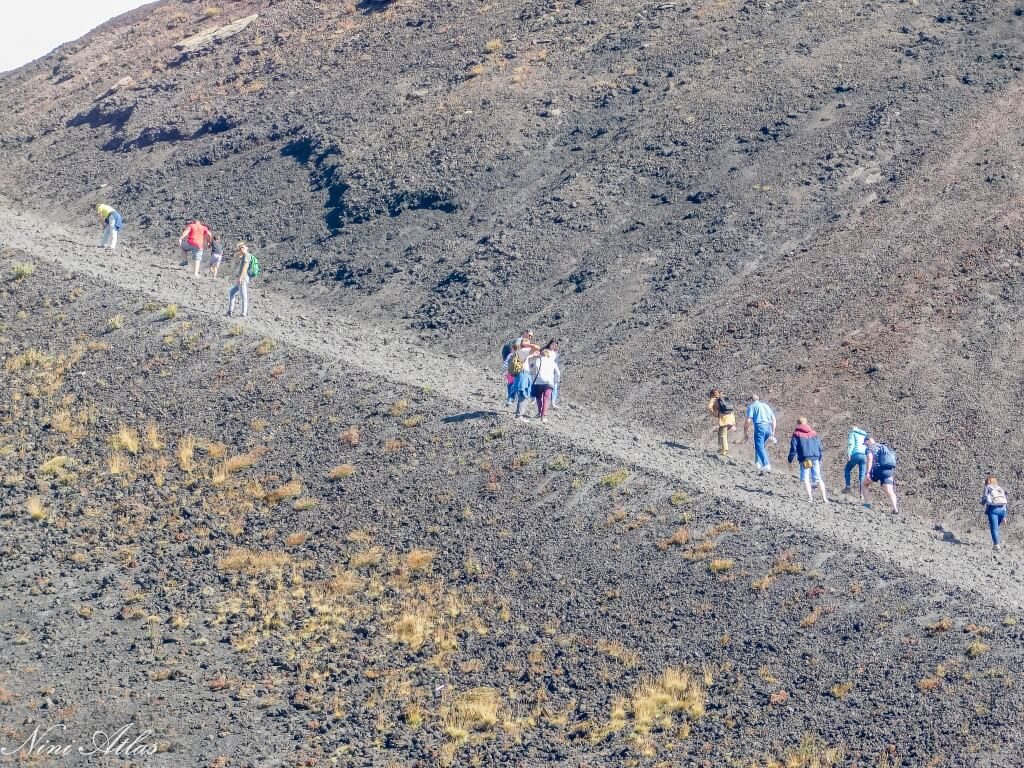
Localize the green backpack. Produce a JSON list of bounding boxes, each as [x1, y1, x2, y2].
[[247, 254, 261, 278]]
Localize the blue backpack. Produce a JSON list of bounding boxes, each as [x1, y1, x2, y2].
[[875, 444, 897, 469]]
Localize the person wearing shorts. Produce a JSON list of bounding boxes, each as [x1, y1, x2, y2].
[[862, 436, 899, 514], [206, 234, 225, 278], [179, 219, 211, 277], [787, 416, 828, 504]]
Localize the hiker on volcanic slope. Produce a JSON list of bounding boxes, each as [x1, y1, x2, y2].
[[541, 339, 561, 409], [707, 388, 737, 458], [179, 219, 212, 277], [861, 435, 900, 514], [843, 425, 869, 496], [744, 394, 777, 473], [528, 347, 561, 424], [502, 340, 533, 418], [226, 241, 253, 318], [206, 233, 225, 278], [96, 203, 123, 250], [981, 474, 1009, 552], [788, 416, 829, 504]]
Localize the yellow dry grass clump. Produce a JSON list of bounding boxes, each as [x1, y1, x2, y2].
[[177, 434, 196, 471], [442, 687, 502, 743], [111, 424, 141, 454], [217, 549, 292, 575], [328, 463, 356, 480], [264, 479, 302, 504]]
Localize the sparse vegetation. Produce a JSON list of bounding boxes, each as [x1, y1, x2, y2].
[[202, 6, 221, 19], [177, 434, 196, 471], [107, 313, 125, 331], [340, 425, 360, 446], [389, 399, 410, 417], [11, 263, 35, 280], [966, 639, 990, 659], [111, 424, 141, 454], [599, 469, 629, 489], [264, 479, 302, 504], [328, 463, 356, 480], [255, 338, 276, 356], [26, 495, 46, 521], [161, 304, 178, 320]]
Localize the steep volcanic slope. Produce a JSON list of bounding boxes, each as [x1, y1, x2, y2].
[[3, 251, 1024, 766], [2, 0, 1024, 517]]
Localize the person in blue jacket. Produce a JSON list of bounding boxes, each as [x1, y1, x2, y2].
[[787, 416, 828, 504], [842, 426, 869, 496]]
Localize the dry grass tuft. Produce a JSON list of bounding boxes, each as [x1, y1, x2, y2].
[[708, 558, 734, 574], [26, 495, 47, 521], [402, 414, 425, 428], [340, 426, 360, 446], [39, 455, 72, 476], [264, 479, 302, 505], [484, 38, 503, 52], [12, 263, 35, 280], [349, 547, 383, 569], [405, 549, 435, 572], [388, 399, 410, 417], [108, 452, 129, 475], [107, 314, 125, 331], [285, 531, 309, 547], [161, 304, 178, 320], [927, 617, 954, 634], [965, 640, 990, 659], [442, 687, 502, 742], [328, 463, 356, 480], [292, 497, 318, 511], [830, 681, 853, 699], [177, 434, 196, 471], [392, 604, 434, 651], [217, 548, 292, 574], [599, 469, 629, 489], [597, 639, 639, 668], [111, 424, 141, 455], [223, 446, 267, 475], [145, 422, 164, 451], [202, 6, 221, 18], [255, 339, 276, 356]]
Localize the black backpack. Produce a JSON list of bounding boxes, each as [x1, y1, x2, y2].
[[717, 396, 735, 415], [875, 444, 897, 469], [501, 341, 514, 364]]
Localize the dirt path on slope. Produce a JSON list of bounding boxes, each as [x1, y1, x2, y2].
[[1, 203, 1021, 609]]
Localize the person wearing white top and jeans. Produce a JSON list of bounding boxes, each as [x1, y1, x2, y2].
[[226, 242, 251, 318]]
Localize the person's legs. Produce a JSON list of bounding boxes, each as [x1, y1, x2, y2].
[[539, 387, 552, 420], [109, 227, 118, 251], [843, 457, 853, 489], [988, 508, 1002, 546], [192, 249, 204, 276], [813, 460, 828, 503], [505, 375, 515, 405], [717, 425, 729, 455], [754, 424, 770, 470], [227, 284, 238, 316], [882, 476, 898, 513], [552, 381, 559, 409], [240, 280, 249, 316], [514, 374, 529, 417], [799, 465, 813, 500]]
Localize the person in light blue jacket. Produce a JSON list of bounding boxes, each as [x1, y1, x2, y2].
[[743, 394, 777, 473], [842, 426, 868, 495]]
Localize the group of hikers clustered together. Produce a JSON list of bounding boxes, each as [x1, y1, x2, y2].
[[93, 203, 1009, 553], [707, 391, 1010, 551], [96, 204, 259, 318]]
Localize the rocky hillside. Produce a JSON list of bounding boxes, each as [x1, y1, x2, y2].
[[2, 249, 1023, 766], [2, 0, 1024, 516]]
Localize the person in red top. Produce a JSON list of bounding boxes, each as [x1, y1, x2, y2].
[[179, 220, 212, 277]]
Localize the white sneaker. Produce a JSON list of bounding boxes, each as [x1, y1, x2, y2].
[[542, 417, 549, 424]]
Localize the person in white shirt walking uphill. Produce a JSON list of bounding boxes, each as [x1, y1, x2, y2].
[[226, 242, 255, 318], [529, 347, 561, 423]]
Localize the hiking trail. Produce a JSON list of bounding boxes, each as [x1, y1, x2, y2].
[[1, 201, 1021, 610]]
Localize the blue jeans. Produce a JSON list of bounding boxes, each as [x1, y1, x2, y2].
[[753, 423, 772, 469], [844, 453, 866, 488], [227, 280, 249, 316], [987, 505, 1007, 546]]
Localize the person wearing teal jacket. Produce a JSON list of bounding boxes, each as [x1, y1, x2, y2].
[[842, 426, 868, 495]]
